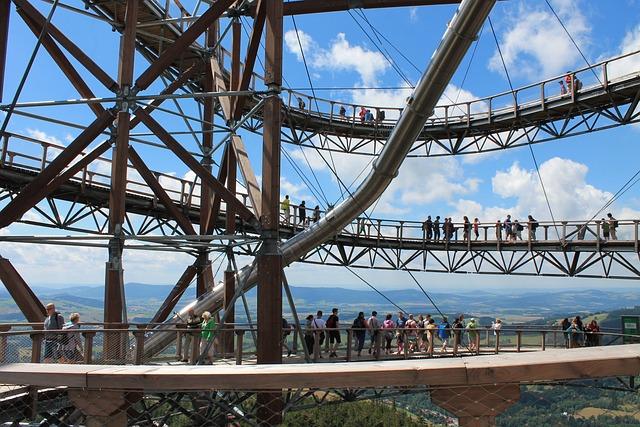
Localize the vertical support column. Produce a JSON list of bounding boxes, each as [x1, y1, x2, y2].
[[223, 145, 237, 355], [0, 0, 10, 102], [197, 24, 217, 298], [256, 0, 283, 424], [105, 0, 137, 357]]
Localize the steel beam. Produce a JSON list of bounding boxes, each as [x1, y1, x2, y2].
[[105, 0, 138, 332], [149, 264, 198, 324], [257, 0, 283, 422], [134, 0, 235, 91], [233, 0, 266, 120], [128, 146, 197, 235], [231, 135, 262, 218], [0, 257, 45, 322], [133, 107, 258, 224], [280, 0, 461, 15], [0, 0, 10, 102], [205, 142, 229, 235], [13, 0, 118, 91], [0, 109, 114, 229], [18, 11, 105, 117]]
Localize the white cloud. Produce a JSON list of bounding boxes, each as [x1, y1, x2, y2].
[[284, 29, 314, 62], [409, 7, 418, 23], [488, 0, 591, 78], [607, 24, 640, 80], [284, 30, 389, 87], [449, 157, 616, 223]]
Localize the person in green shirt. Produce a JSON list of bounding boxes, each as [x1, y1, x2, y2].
[[199, 311, 216, 364], [466, 318, 479, 352]]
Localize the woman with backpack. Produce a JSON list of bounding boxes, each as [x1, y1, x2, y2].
[[382, 313, 395, 355], [352, 312, 368, 357], [61, 313, 82, 363]]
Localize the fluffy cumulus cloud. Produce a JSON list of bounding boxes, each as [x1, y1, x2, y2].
[[449, 157, 616, 222], [489, 0, 591, 78], [607, 23, 640, 80], [284, 30, 389, 86]]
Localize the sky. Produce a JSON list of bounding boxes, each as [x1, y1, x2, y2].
[[1, 0, 640, 293]]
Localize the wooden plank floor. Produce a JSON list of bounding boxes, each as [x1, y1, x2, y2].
[[1, 345, 638, 391]]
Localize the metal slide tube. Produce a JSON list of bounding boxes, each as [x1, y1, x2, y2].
[[145, 0, 495, 357]]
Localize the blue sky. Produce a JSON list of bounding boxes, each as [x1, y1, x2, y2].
[[1, 0, 640, 292]]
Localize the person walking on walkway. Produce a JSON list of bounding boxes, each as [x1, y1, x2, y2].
[[607, 213, 618, 240], [43, 303, 65, 363], [326, 308, 340, 358], [312, 310, 326, 357], [438, 317, 451, 353], [433, 216, 441, 241], [352, 312, 368, 357], [199, 311, 216, 364], [382, 313, 395, 355], [281, 195, 291, 225], [61, 313, 82, 363], [473, 218, 480, 240], [304, 314, 315, 355], [527, 215, 538, 241], [179, 308, 201, 363], [367, 311, 380, 355], [298, 201, 306, 227]]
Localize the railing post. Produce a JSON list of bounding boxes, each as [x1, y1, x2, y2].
[[516, 330, 522, 352], [485, 328, 490, 347], [82, 331, 95, 364], [494, 330, 500, 354], [541, 331, 547, 351], [602, 63, 609, 90], [544, 225, 549, 241], [40, 144, 48, 171], [30, 332, 43, 363], [374, 330, 382, 360], [596, 220, 601, 251], [475, 333, 480, 356], [313, 331, 320, 362], [561, 221, 567, 240], [403, 330, 408, 359], [190, 335, 201, 365], [235, 330, 244, 365], [0, 134, 8, 166], [0, 325, 9, 363], [133, 329, 145, 365], [453, 330, 459, 356], [553, 330, 558, 348], [540, 81, 546, 110], [428, 329, 434, 357], [634, 220, 639, 254], [346, 329, 353, 362], [176, 330, 183, 360]]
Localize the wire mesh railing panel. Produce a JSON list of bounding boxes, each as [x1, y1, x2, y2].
[[0, 380, 637, 426]]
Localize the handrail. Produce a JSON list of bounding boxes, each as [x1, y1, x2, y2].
[[2, 130, 639, 246]]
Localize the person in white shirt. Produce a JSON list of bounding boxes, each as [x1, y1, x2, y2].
[[312, 310, 326, 358]]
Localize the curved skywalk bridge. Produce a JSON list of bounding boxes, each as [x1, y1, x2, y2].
[[11, 0, 640, 157], [1, 131, 640, 278]]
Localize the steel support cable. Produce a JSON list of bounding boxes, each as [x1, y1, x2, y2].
[[406, 269, 444, 318], [239, 16, 329, 205], [488, 16, 562, 241], [290, 14, 344, 202], [345, 265, 407, 314], [347, 9, 414, 88], [585, 169, 640, 226], [281, 147, 330, 209], [0, 0, 61, 135], [350, 8, 476, 118]]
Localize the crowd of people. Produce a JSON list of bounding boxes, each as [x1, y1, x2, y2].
[[298, 309, 510, 358], [280, 193, 623, 243], [38, 301, 606, 364]]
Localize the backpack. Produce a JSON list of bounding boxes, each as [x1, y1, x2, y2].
[[517, 223, 524, 231], [613, 220, 618, 228], [352, 317, 364, 329], [61, 321, 75, 346], [326, 315, 337, 329], [438, 323, 450, 339]]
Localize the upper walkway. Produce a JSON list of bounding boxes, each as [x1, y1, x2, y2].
[[1, 130, 640, 278], [31, 0, 640, 156]]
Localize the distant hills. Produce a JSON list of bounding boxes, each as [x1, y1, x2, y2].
[[1, 283, 639, 324]]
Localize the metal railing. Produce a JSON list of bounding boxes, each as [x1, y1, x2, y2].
[[2, 323, 637, 366], [2, 132, 639, 248]]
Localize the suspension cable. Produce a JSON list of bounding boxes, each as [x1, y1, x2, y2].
[[345, 266, 407, 313], [290, 15, 345, 202], [488, 16, 562, 241]]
